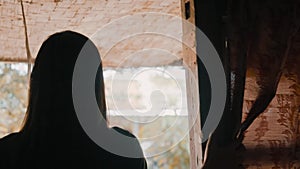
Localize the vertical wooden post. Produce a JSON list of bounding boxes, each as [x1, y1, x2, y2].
[[181, 0, 202, 168]]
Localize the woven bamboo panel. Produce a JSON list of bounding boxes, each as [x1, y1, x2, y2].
[[0, 0, 183, 67]]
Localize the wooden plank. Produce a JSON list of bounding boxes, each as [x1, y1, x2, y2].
[[181, 0, 202, 168]]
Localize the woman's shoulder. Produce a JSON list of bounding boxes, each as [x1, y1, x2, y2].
[[110, 126, 145, 154], [0, 132, 21, 167], [110, 127, 147, 169], [0, 132, 21, 151], [112, 126, 136, 138], [0, 132, 19, 143]]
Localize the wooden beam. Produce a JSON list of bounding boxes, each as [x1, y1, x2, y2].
[[181, 0, 202, 168]]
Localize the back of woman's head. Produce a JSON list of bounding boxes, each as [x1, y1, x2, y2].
[[22, 31, 106, 140], [4, 30, 147, 169]]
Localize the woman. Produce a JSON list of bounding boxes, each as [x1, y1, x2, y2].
[[0, 31, 147, 169]]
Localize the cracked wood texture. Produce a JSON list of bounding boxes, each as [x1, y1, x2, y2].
[[180, 0, 202, 168]]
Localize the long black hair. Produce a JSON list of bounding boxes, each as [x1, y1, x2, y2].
[[20, 30, 107, 146], [0, 30, 147, 169]]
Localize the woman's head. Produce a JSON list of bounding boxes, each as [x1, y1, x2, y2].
[[22, 31, 106, 136]]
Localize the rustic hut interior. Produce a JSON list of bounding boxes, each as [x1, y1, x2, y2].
[[0, 0, 299, 168]]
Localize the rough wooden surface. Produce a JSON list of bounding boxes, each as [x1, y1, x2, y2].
[[180, 0, 202, 168]]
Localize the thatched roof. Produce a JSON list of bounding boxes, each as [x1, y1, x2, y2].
[[0, 0, 184, 68]]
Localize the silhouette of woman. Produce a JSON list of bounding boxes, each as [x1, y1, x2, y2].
[[0, 31, 147, 169]]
